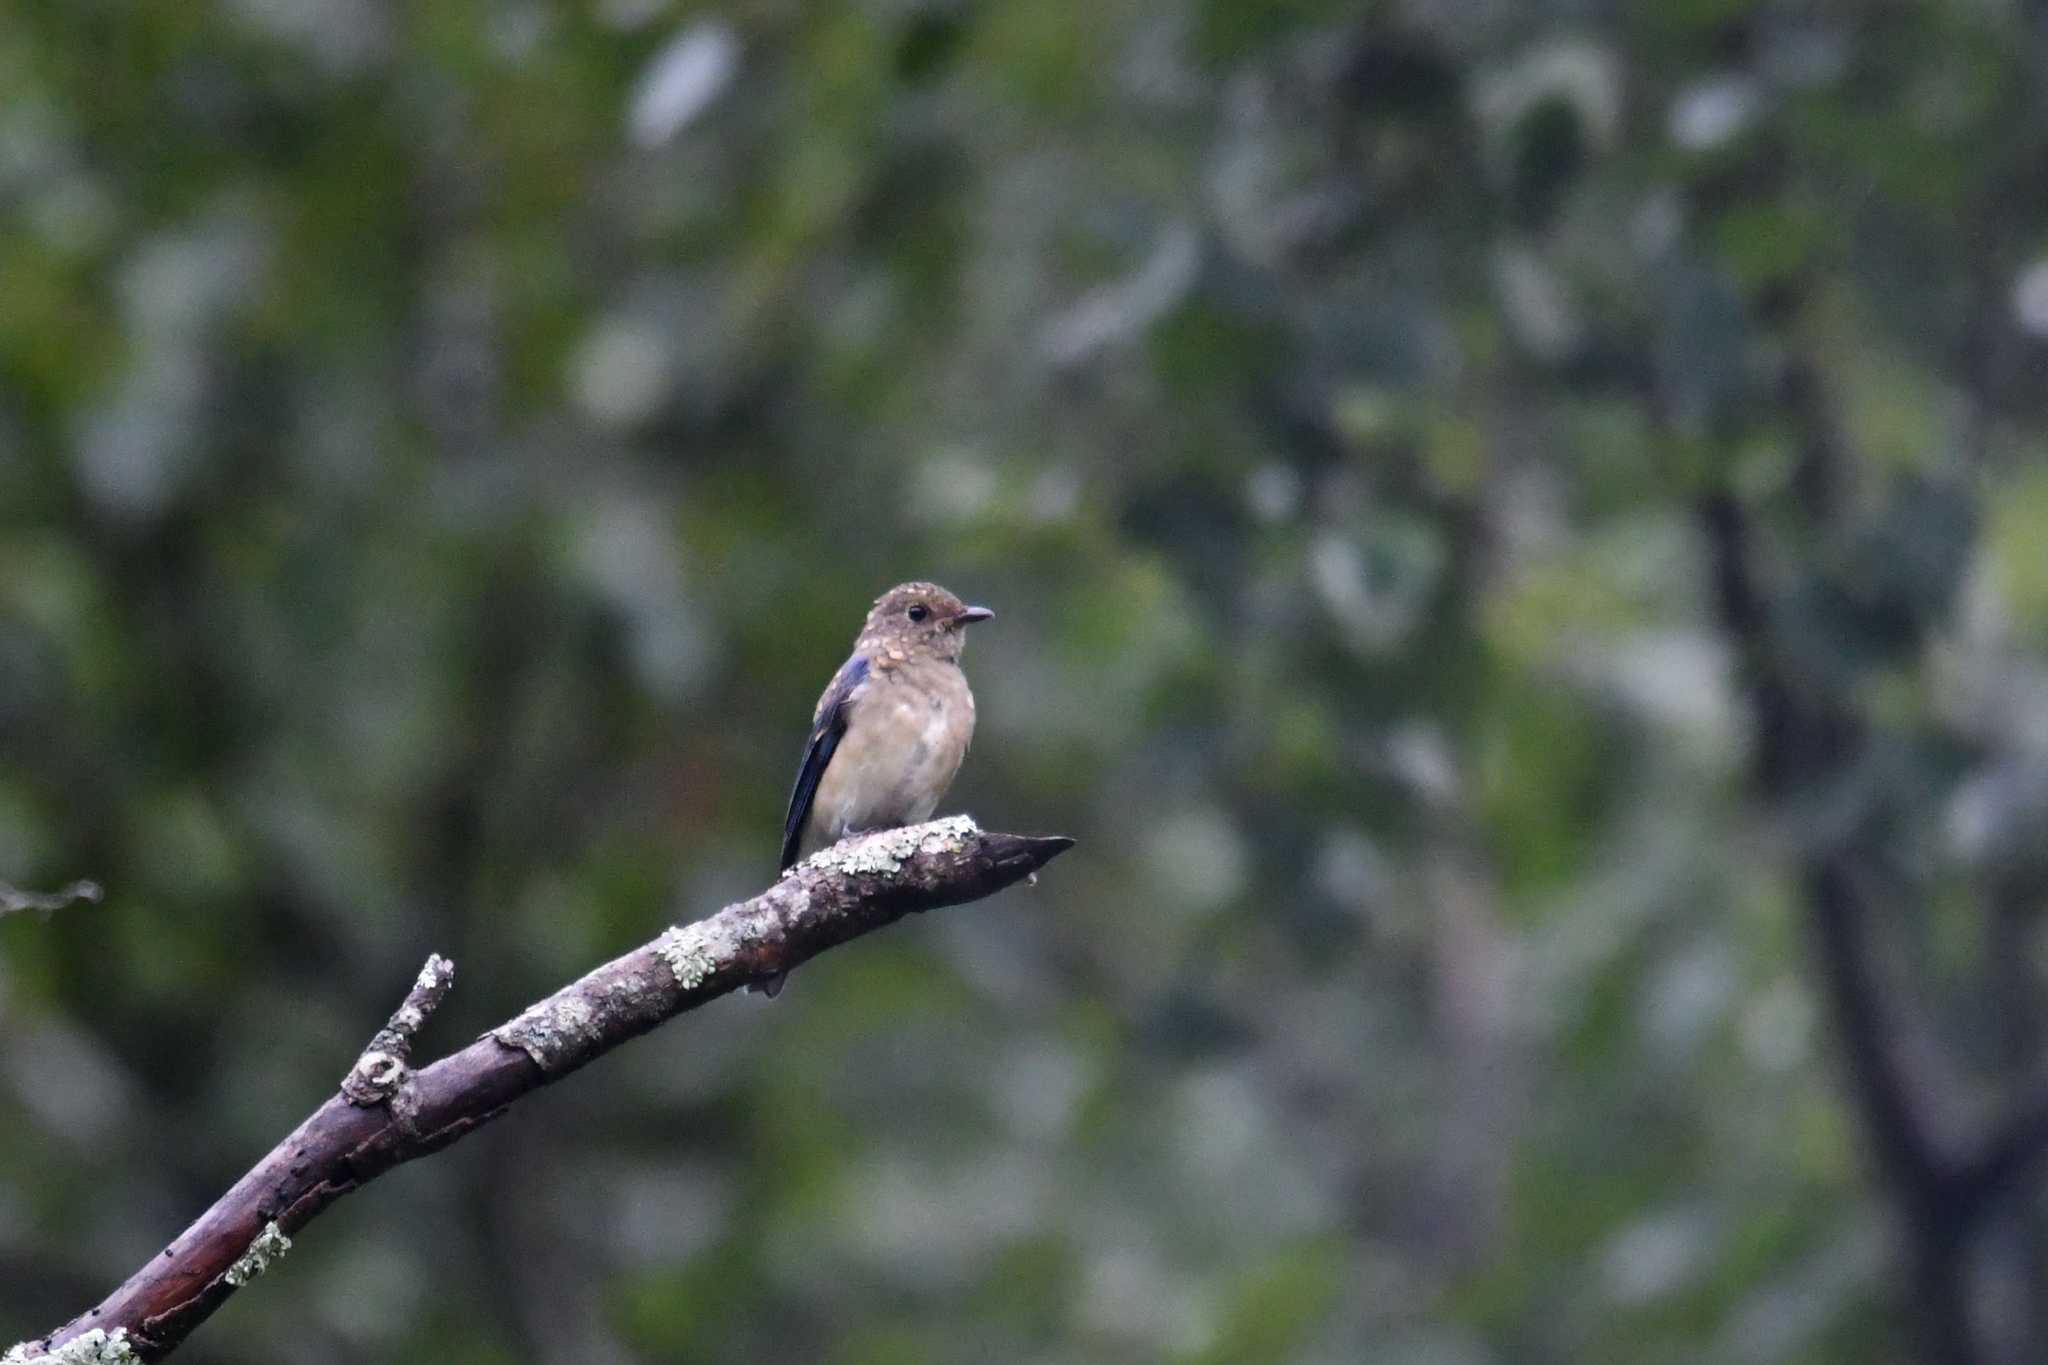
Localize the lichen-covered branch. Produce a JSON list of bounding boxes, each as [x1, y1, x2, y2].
[[0, 880, 103, 919], [9, 818, 1072, 1363]]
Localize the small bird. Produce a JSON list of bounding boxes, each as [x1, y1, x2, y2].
[[755, 581, 995, 995]]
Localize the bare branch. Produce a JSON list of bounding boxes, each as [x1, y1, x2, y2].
[[11, 818, 1074, 1363]]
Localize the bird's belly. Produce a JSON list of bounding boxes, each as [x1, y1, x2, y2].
[[804, 689, 970, 850]]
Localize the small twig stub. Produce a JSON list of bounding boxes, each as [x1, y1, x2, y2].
[[341, 954, 455, 1107]]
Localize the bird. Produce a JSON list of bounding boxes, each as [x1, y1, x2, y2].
[[754, 581, 995, 995]]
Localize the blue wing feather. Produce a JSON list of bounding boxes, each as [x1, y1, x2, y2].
[[780, 653, 869, 870]]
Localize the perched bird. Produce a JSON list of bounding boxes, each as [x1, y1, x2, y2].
[[755, 581, 995, 995]]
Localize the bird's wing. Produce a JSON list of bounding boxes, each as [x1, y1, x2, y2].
[[780, 653, 870, 870]]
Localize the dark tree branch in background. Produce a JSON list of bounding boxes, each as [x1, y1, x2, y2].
[[9, 819, 1073, 1364], [1696, 492, 1806, 799], [1700, 488, 1948, 1214], [0, 880, 103, 919], [1956, 1081, 2048, 1223], [1803, 856, 1952, 1219], [1700, 426, 2048, 1365], [1704, 485, 1964, 1364]]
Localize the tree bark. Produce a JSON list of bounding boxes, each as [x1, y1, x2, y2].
[[10, 817, 1072, 1364]]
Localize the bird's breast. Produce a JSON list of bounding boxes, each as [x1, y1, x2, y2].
[[804, 664, 975, 850]]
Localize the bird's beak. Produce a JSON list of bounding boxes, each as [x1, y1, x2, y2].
[[957, 605, 995, 626]]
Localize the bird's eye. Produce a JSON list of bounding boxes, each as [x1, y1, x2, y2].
[[906, 604, 930, 623]]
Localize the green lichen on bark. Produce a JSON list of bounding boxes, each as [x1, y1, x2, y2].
[[223, 1221, 292, 1287], [4, 1329, 137, 1364], [654, 924, 716, 989], [492, 989, 605, 1071], [806, 815, 980, 875]]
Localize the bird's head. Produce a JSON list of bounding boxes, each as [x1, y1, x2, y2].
[[858, 581, 994, 663]]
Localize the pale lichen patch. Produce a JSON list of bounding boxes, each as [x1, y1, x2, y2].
[[494, 980, 611, 1071], [3, 1329, 138, 1364], [655, 925, 716, 990], [224, 1221, 292, 1287], [916, 817, 976, 855], [352, 1049, 403, 1091], [808, 816, 979, 875]]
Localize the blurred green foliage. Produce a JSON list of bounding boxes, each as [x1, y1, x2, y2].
[[5, 1, 2048, 1362]]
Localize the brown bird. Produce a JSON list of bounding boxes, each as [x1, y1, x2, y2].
[[755, 581, 994, 995]]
